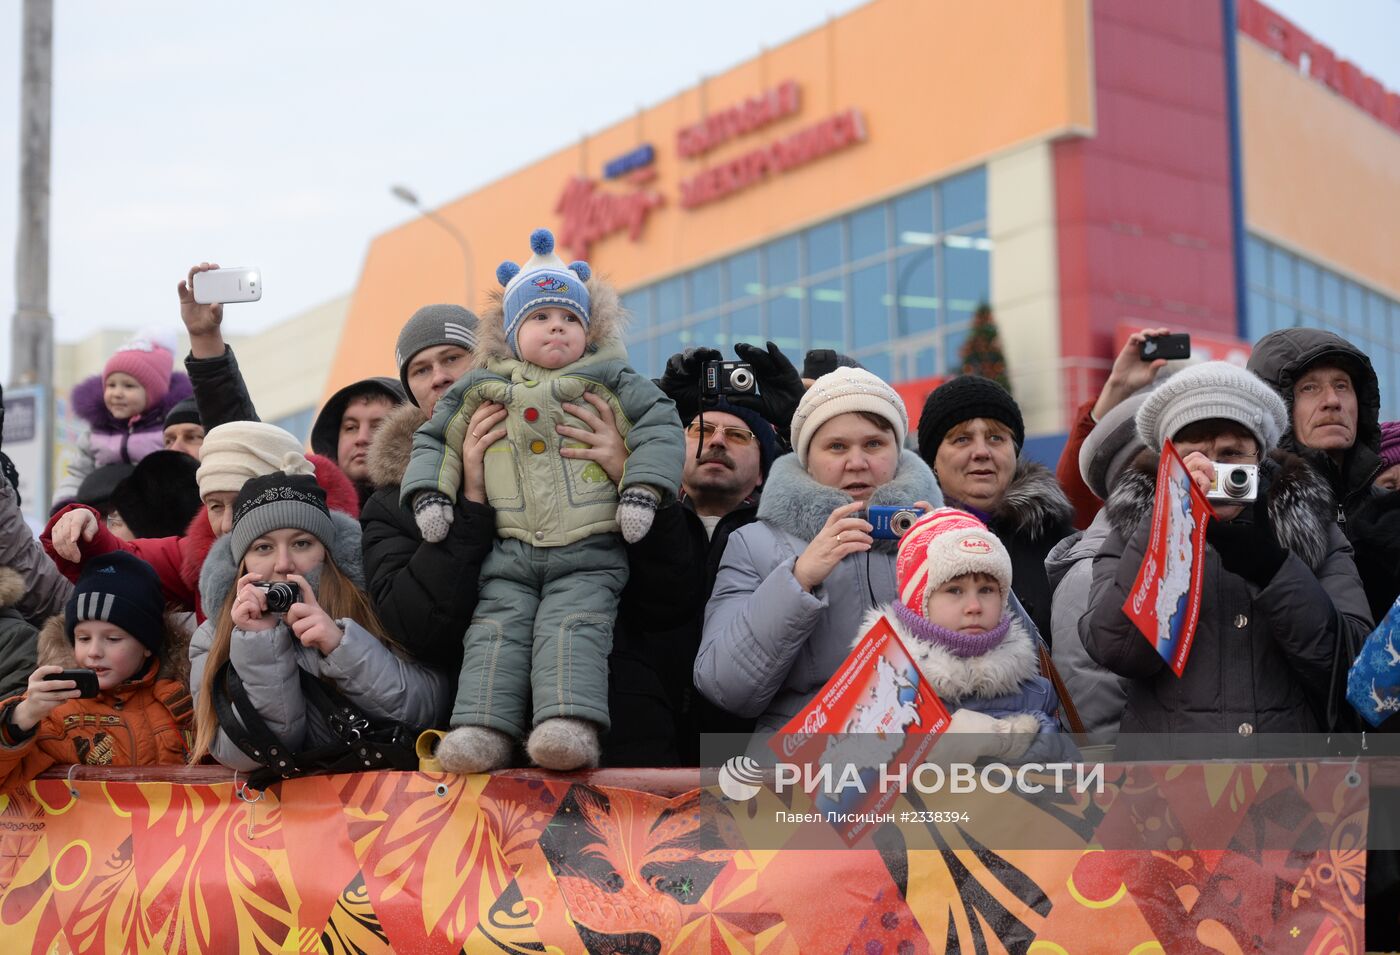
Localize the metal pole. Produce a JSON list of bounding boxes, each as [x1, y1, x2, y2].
[[12, 0, 54, 503]]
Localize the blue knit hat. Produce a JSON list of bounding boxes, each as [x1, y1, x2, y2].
[[65, 552, 166, 654], [497, 228, 592, 359]]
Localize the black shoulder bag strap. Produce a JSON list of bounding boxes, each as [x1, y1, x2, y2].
[[210, 659, 306, 778]]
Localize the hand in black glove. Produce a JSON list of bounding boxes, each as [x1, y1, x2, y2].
[[1348, 489, 1400, 620], [1205, 489, 1287, 587], [731, 341, 804, 441], [656, 346, 722, 425]]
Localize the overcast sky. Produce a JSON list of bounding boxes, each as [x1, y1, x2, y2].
[[0, 0, 1396, 383]]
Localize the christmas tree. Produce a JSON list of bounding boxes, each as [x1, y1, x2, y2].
[[958, 303, 1011, 393]]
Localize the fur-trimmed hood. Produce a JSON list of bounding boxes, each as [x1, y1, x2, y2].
[[757, 450, 941, 549], [70, 371, 193, 433], [197, 510, 366, 618], [0, 567, 23, 609], [1105, 448, 1335, 572], [471, 279, 627, 367], [35, 612, 191, 686], [366, 402, 427, 490], [980, 458, 1074, 541], [860, 606, 1041, 704]]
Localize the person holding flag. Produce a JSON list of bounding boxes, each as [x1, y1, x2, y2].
[[1081, 361, 1371, 740]]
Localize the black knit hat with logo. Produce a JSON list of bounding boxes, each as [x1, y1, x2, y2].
[[65, 552, 166, 653], [917, 375, 1025, 456], [230, 471, 334, 566]]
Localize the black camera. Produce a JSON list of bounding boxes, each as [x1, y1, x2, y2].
[[254, 580, 302, 614], [701, 360, 760, 401]]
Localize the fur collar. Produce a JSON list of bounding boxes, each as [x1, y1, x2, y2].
[[198, 510, 366, 617], [985, 458, 1074, 540], [472, 278, 627, 367], [70, 372, 193, 432], [861, 606, 1039, 703], [0, 567, 23, 609], [36, 612, 191, 686], [757, 450, 940, 548], [367, 402, 427, 489], [1105, 448, 1335, 572]]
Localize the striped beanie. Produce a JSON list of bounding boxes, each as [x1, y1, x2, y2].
[[895, 507, 1013, 618], [65, 552, 166, 653], [395, 304, 479, 405]]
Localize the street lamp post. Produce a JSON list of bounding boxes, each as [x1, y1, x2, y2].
[[390, 185, 476, 309]]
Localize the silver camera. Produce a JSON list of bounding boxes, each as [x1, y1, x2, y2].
[[1206, 463, 1259, 503]]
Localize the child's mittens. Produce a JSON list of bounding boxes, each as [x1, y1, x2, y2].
[[617, 485, 660, 544], [413, 491, 454, 543]]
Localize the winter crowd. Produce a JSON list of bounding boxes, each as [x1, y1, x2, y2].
[[0, 228, 1397, 798]]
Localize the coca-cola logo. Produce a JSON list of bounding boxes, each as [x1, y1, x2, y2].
[[554, 177, 664, 260]]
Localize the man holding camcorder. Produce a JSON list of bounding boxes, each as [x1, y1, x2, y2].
[[1080, 361, 1372, 739]]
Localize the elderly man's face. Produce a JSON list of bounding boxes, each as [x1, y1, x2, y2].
[[1292, 365, 1358, 454]]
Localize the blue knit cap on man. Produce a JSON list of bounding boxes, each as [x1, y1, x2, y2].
[[496, 228, 592, 359]]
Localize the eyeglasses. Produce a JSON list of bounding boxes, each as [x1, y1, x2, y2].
[[686, 421, 756, 446]]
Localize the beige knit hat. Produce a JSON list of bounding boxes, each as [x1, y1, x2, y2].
[[195, 421, 313, 497], [790, 367, 909, 466]]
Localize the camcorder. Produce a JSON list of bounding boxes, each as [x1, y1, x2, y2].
[[254, 580, 302, 614], [1206, 463, 1259, 503], [701, 360, 759, 401]]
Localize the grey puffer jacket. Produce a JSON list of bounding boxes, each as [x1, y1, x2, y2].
[[1082, 449, 1372, 737], [0, 480, 72, 625], [1045, 511, 1130, 738], [695, 450, 941, 734], [188, 510, 451, 772]]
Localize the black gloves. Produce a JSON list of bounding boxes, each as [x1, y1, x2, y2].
[[656, 347, 722, 425], [731, 341, 804, 440], [656, 341, 804, 442], [1206, 485, 1287, 587]]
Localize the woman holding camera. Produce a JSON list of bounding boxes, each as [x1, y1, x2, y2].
[[188, 467, 449, 771], [1082, 362, 1371, 737], [695, 368, 941, 733]]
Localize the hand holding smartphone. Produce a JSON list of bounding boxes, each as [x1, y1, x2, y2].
[[55, 668, 100, 698], [192, 267, 262, 305], [1140, 333, 1190, 361]]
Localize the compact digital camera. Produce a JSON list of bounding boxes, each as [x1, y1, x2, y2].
[[255, 580, 302, 614], [1206, 463, 1259, 503], [701, 360, 759, 400], [867, 505, 925, 540]]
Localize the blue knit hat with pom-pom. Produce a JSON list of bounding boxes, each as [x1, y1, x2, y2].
[[498, 229, 592, 359]]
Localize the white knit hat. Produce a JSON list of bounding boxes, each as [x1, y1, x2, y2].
[[896, 507, 1013, 617], [1135, 361, 1288, 453], [790, 367, 908, 466], [195, 421, 313, 497]]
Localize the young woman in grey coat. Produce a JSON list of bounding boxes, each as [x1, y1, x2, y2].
[[188, 468, 449, 771], [695, 368, 941, 734]]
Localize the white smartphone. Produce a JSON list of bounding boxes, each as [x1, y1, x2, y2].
[[192, 267, 262, 304]]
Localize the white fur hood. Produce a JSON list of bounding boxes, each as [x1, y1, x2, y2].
[[858, 605, 1039, 704]]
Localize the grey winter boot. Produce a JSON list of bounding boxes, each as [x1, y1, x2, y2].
[[526, 717, 600, 771], [435, 725, 514, 774]]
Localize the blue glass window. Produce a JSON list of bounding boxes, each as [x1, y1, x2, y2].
[[894, 250, 936, 336], [859, 350, 893, 384], [1269, 247, 1295, 301], [1345, 283, 1365, 329], [849, 205, 887, 261], [943, 327, 971, 375], [940, 168, 987, 231], [1321, 271, 1342, 319], [767, 236, 801, 287], [655, 277, 685, 325], [688, 263, 722, 314], [804, 221, 844, 276], [625, 286, 655, 332], [725, 250, 762, 301], [1247, 291, 1271, 341], [851, 264, 890, 351], [914, 346, 941, 379], [730, 305, 763, 348], [1297, 260, 1319, 311], [654, 328, 685, 370], [1245, 236, 1267, 289], [944, 240, 990, 324], [767, 294, 801, 354], [685, 315, 723, 351], [809, 278, 845, 351], [893, 188, 934, 246]]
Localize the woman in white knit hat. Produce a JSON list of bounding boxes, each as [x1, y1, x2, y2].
[[1082, 361, 1371, 741], [42, 421, 360, 623], [694, 367, 942, 734]]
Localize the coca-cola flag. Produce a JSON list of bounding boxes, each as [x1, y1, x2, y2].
[[1121, 439, 1213, 677]]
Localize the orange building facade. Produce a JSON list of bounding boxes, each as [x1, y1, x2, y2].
[[329, 0, 1400, 450]]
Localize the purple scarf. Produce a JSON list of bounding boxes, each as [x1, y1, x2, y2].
[[892, 601, 1010, 658]]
